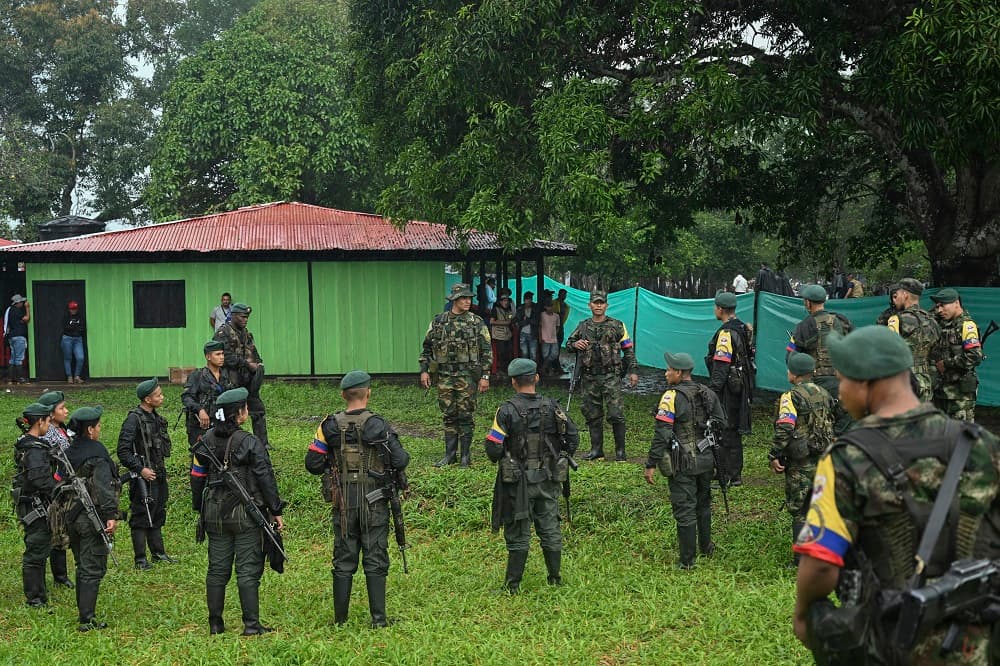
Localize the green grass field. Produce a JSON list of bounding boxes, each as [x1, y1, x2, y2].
[[0, 379, 811, 665]]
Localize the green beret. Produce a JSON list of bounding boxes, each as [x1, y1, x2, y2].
[[447, 283, 474, 301], [215, 387, 249, 407], [203, 340, 225, 354], [70, 406, 103, 423], [663, 351, 694, 371], [231, 303, 252, 314], [801, 284, 827, 303], [23, 402, 53, 417], [930, 288, 960, 304], [340, 370, 371, 390], [507, 358, 537, 377], [787, 352, 816, 375], [589, 290, 607, 303], [714, 291, 737, 309], [828, 326, 913, 381], [38, 390, 65, 407], [894, 278, 924, 296], [136, 378, 159, 400]]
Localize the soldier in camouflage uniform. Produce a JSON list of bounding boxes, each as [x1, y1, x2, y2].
[[930, 288, 983, 422], [214, 303, 269, 448], [884, 278, 941, 402], [117, 378, 176, 569], [566, 290, 638, 462], [420, 283, 493, 467], [38, 390, 74, 589], [793, 326, 1000, 663], [768, 353, 834, 558], [644, 352, 726, 569], [486, 358, 578, 592], [786, 284, 854, 434], [13, 402, 56, 607], [181, 341, 235, 446]]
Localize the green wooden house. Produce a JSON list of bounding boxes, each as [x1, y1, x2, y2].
[[0, 202, 573, 380]]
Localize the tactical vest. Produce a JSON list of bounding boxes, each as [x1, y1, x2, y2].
[[939, 314, 978, 384], [672, 382, 714, 463], [901, 307, 940, 374], [11, 436, 50, 510], [430, 312, 481, 370], [329, 410, 383, 482], [787, 382, 834, 459], [500, 397, 568, 482], [129, 408, 171, 467], [810, 311, 848, 377], [577, 319, 623, 374], [838, 421, 986, 588]]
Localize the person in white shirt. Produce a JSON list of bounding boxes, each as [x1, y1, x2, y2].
[[732, 274, 748, 295]]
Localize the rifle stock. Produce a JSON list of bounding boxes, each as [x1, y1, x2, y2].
[[50, 446, 119, 566]]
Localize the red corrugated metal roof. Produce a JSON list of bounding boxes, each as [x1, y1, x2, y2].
[[0, 202, 574, 254], [0, 239, 20, 246]]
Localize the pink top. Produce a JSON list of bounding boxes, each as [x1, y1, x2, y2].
[[539, 311, 560, 344]]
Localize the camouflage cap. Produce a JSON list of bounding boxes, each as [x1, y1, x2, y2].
[[930, 288, 960, 304], [894, 278, 924, 296], [215, 387, 249, 406], [340, 370, 371, 390], [447, 283, 474, 301], [786, 352, 816, 376], [801, 284, 827, 303], [663, 351, 695, 371], [714, 291, 737, 309], [38, 390, 66, 407], [231, 303, 252, 315], [70, 405, 103, 424], [204, 340, 225, 354], [589, 290, 608, 303], [507, 358, 537, 377], [136, 378, 159, 400], [23, 402, 53, 417], [828, 326, 913, 381]]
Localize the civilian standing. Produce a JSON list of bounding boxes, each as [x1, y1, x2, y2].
[[61, 300, 85, 383]]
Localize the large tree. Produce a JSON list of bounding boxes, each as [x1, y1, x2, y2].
[[147, 0, 370, 219], [349, 0, 1000, 284]]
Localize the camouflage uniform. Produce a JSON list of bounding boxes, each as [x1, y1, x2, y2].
[[886, 305, 941, 402], [932, 311, 983, 421], [214, 321, 268, 447], [13, 433, 57, 606], [768, 382, 833, 546], [486, 391, 578, 591], [41, 423, 73, 588], [787, 309, 854, 434], [795, 404, 1000, 663], [565, 317, 637, 460], [419, 309, 493, 464], [646, 380, 726, 568], [706, 318, 754, 481]]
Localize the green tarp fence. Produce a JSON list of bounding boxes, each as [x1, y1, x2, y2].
[[451, 273, 999, 406]]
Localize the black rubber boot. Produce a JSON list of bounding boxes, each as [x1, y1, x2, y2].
[[582, 425, 604, 460], [543, 549, 562, 586], [677, 525, 698, 570], [698, 509, 714, 556], [503, 550, 529, 594], [23, 566, 47, 607], [148, 528, 177, 563], [459, 434, 472, 468], [366, 576, 395, 628], [207, 585, 226, 635], [251, 413, 269, 450], [50, 548, 74, 588], [77, 581, 106, 631], [333, 575, 352, 626], [612, 422, 627, 461], [434, 433, 458, 467], [239, 584, 274, 635], [132, 528, 151, 569]]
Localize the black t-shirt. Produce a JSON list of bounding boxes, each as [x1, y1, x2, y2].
[[6, 306, 27, 337]]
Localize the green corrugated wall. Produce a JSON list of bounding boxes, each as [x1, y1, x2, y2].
[[26, 260, 445, 377]]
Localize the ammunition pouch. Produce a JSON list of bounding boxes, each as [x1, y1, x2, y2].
[[500, 455, 521, 483], [786, 433, 810, 462], [554, 456, 569, 483], [657, 442, 678, 478], [959, 373, 979, 394], [726, 365, 745, 393], [321, 469, 335, 504], [807, 598, 876, 666]]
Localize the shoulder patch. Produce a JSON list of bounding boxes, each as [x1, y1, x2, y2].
[[886, 315, 900, 334], [776, 392, 798, 426], [962, 320, 981, 349]]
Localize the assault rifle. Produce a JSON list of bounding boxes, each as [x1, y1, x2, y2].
[[49, 446, 119, 567], [565, 354, 582, 412], [697, 419, 729, 515], [366, 441, 410, 573], [191, 440, 288, 564], [120, 470, 153, 526]]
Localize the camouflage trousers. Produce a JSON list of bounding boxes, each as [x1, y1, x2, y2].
[[783, 458, 818, 520], [912, 371, 934, 403], [933, 394, 977, 422], [437, 371, 478, 436], [578, 371, 624, 427]]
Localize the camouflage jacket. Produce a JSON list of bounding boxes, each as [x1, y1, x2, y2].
[[934, 311, 983, 384], [787, 309, 853, 377], [886, 305, 941, 372], [769, 381, 834, 463], [419, 310, 492, 376], [214, 322, 262, 376], [795, 404, 1000, 662], [565, 317, 637, 376]]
